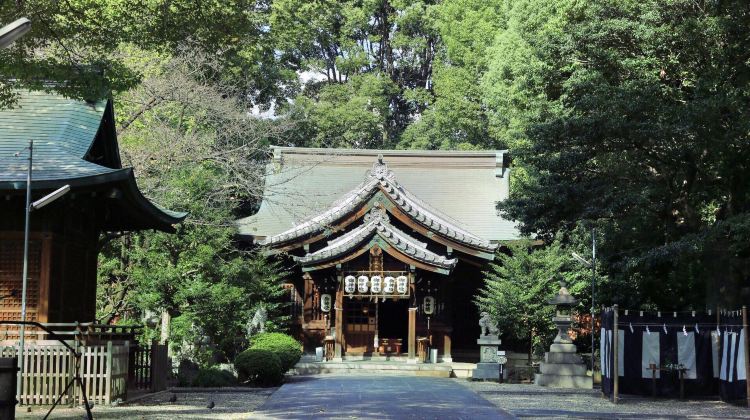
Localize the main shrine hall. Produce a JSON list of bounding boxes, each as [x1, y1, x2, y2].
[[237, 147, 520, 362]]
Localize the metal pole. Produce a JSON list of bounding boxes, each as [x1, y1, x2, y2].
[[591, 228, 596, 375], [17, 139, 32, 400]]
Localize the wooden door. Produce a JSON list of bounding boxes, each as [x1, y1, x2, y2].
[[344, 300, 375, 354]]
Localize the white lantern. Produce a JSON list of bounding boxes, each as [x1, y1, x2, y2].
[[344, 275, 356, 294], [370, 276, 382, 294], [357, 275, 369, 293], [383, 276, 396, 294], [321, 294, 332, 312], [423, 296, 435, 315], [396, 275, 408, 295]]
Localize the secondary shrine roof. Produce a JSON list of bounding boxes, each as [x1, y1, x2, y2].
[[294, 206, 458, 273], [0, 90, 186, 232], [237, 147, 521, 245]]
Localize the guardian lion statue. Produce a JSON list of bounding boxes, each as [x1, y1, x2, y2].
[[478, 312, 499, 336]]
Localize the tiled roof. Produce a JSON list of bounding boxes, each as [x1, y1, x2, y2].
[[251, 155, 502, 254], [237, 147, 520, 245], [0, 90, 187, 231]]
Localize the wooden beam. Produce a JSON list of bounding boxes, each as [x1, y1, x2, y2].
[[408, 307, 417, 362]]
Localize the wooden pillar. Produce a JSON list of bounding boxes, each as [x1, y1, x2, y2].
[[334, 287, 344, 361], [442, 333, 452, 363], [613, 304, 619, 404], [743, 306, 750, 408], [408, 307, 417, 363]]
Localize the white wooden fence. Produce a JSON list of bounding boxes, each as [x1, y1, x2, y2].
[[0, 341, 130, 405]]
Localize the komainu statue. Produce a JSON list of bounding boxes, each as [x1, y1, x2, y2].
[[478, 312, 499, 336]]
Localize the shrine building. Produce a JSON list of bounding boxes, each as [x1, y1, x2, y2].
[[237, 147, 521, 362], [0, 90, 186, 328]]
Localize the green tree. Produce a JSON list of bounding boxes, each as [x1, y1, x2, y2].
[[485, 0, 750, 309], [476, 239, 589, 363], [96, 48, 290, 364]]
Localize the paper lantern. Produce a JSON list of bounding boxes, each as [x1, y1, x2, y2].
[[370, 276, 382, 293], [321, 294, 332, 312], [396, 275, 408, 295], [383, 276, 396, 294], [357, 275, 369, 293], [423, 296, 435, 315], [344, 275, 356, 294]]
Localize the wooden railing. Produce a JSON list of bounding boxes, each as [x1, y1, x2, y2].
[[0, 322, 142, 344], [130, 341, 169, 392], [0, 341, 129, 405]]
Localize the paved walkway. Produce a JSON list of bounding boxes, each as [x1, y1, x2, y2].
[[253, 375, 515, 419]]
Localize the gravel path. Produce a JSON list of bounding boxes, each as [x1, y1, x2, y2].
[[459, 380, 749, 419], [15, 388, 276, 419]]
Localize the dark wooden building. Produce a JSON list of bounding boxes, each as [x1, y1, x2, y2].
[[237, 147, 520, 361], [0, 90, 186, 327]]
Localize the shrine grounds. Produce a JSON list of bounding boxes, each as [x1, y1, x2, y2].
[[15, 375, 750, 419]]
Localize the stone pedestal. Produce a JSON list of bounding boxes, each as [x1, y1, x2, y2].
[[472, 335, 503, 380], [534, 317, 592, 388]]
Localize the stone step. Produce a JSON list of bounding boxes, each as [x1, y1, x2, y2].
[[545, 352, 583, 364], [549, 343, 578, 353], [293, 362, 453, 378], [534, 373, 593, 389], [539, 362, 587, 376]]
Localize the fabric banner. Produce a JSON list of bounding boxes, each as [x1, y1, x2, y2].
[[600, 310, 720, 398], [677, 331, 697, 379], [642, 331, 660, 379], [711, 331, 720, 378], [738, 329, 746, 381]]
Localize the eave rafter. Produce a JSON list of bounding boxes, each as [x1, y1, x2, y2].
[[293, 206, 457, 274], [259, 156, 497, 259]]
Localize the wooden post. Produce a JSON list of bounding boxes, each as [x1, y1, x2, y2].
[[743, 306, 750, 408], [613, 304, 619, 404], [334, 287, 344, 361], [408, 307, 417, 362], [105, 341, 113, 405], [443, 333, 452, 363]]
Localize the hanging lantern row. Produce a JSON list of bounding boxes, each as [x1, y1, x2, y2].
[[343, 275, 409, 295]]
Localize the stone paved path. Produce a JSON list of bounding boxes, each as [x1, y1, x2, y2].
[[253, 375, 516, 419]]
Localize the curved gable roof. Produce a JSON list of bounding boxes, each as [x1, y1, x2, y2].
[[237, 146, 520, 247]]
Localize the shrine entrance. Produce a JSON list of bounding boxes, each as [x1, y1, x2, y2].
[[377, 299, 408, 355]]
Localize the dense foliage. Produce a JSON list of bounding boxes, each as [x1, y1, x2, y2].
[[4, 0, 749, 364], [191, 367, 238, 388], [249, 332, 303, 372], [476, 239, 590, 360], [234, 348, 284, 386]]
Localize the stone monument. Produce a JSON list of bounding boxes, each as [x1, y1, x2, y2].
[[472, 312, 504, 380], [534, 282, 593, 389]]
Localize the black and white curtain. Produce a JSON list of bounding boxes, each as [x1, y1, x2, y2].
[[600, 309, 745, 400]]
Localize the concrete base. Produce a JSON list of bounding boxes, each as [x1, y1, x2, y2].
[[472, 362, 501, 381], [534, 372, 593, 388], [534, 342, 592, 389]]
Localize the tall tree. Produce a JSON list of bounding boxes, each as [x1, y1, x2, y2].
[[485, 0, 750, 309]]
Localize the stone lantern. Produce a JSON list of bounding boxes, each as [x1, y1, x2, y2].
[[534, 281, 593, 389], [549, 282, 578, 344]]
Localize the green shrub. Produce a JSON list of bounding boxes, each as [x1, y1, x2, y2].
[[234, 349, 283, 386], [191, 367, 237, 387], [250, 332, 302, 372]]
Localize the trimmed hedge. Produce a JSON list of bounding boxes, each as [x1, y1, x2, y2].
[[250, 332, 303, 372], [191, 367, 237, 387], [234, 348, 283, 386]]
